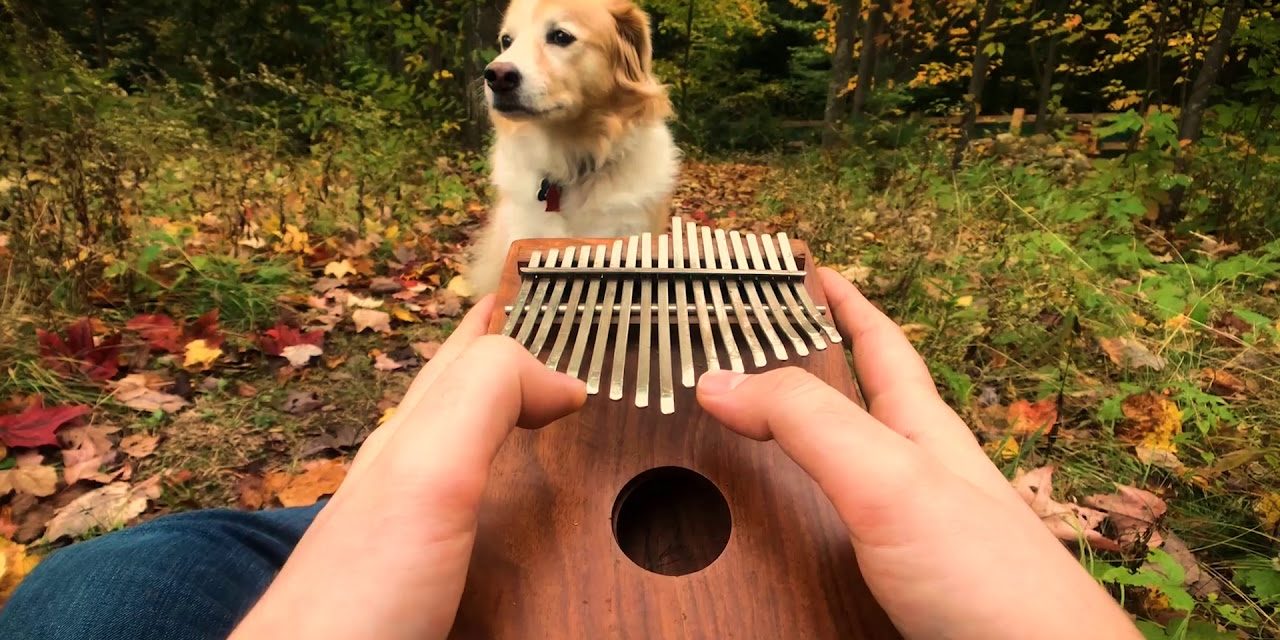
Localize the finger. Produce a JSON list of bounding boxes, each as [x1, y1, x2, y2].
[[696, 366, 931, 545], [347, 295, 498, 482], [817, 268, 1018, 499], [378, 335, 586, 511]]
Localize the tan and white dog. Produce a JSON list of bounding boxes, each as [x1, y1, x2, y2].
[[466, 0, 680, 296]]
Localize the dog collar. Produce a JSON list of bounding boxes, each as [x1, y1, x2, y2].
[[537, 178, 562, 212]]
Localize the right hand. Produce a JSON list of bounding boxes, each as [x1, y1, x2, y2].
[[695, 268, 1141, 640]]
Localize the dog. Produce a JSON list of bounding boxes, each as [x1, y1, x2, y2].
[[466, 0, 680, 297]]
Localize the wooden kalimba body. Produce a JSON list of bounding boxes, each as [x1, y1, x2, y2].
[[449, 218, 900, 639]]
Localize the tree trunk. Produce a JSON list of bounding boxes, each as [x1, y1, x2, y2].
[[92, 0, 108, 68], [821, 0, 861, 147], [1178, 0, 1244, 143], [850, 0, 883, 119], [1161, 0, 1245, 226], [1033, 0, 1066, 134], [952, 0, 1002, 167], [461, 0, 503, 150]]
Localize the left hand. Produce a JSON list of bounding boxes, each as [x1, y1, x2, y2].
[[230, 294, 587, 640]]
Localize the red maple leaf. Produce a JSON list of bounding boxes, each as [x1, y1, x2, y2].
[[0, 395, 92, 448], [37, 318, 122, 381], [257, 323, 325, 356], [188, 310, 225, 348], [125, 314, 185, 353]]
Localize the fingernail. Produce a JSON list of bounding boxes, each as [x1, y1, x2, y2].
[[698, 370, 749, 395]]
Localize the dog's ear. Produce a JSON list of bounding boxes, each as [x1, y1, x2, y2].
[[611, 1, 652, 84]]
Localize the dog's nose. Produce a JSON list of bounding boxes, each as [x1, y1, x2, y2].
[[484, 63, 521, 93]]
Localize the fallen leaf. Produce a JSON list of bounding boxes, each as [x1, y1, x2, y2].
[[1135, 444, 1185, 473], [124, 314, 184, 353], [186, 310, 225, 348], [59, 425, 119, 485], [412, 341, 442, 361], [954, 295, 974, 308], [448, 272, 473, 296], [0, 398, 91, 448], [0, 538, 40, 606], [118, 434, 159, 459], [390, 306, 418, 323], [899, 323, 930, 342], [1098, 336, 1166, 371], [1012, 466, 1120, 551], [352, 309, 391, 334], [368, 277, 403, 293], [237, 474, 268, 510], [347, 294, 384, 309], [37, 318, 122, 381], [1007, 399, 1057, 436], [1082, 484, 1167, 548], [258, 323, 325, 357], [281, 391, 323, 414], [432, 291, 463, 317], [281, 344, 324, 367], [323, 259, 356, 279], [1153, 532, 1222, 598], [1198, 368, 1246, 397], [299, 425, 364, 457], [183, 339, 222, 370], [838, 264, 872, 285], [112, 373, 188, 413], [373, 352, 404, 371], [39, 477, 162, 543], [0, 452, 58, 498], [1120, 392, 1183, 459], [265, 459, 348, 508], [1255, 493, 1280, 533]]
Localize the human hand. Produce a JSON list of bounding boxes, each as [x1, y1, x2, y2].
[[230, 295, 587, 640], [695, 268, 1140, 640]]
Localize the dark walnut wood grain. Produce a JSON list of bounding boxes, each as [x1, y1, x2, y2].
[[448, 235, 900, 640]]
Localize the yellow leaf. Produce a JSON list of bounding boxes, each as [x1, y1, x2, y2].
[[447, 275, 473, 299], [324, 259, 356, 279], [378, 407, 397, 426], [954, 295, 974, 308], [0, 538, 41, 604], [391, 307, 418, 323], [984, 437, 1020, 461], [183, 339, 222, 370], [1120, 393, 1182, 455], [1255, 493, 1280, 532]]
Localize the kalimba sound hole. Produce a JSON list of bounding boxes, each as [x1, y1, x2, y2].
[[611, 466, 732, 576]]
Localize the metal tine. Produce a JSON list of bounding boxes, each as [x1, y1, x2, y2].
[[529, 247, 574, 356], [587, 240, 624, 394], [515, 248, 558, 346], [657, 234, 675, 414], [713, 228, 766, 368], [566, 244, 606, 380], [670, 218, 695, 387], [501, 250, 541, 337], [730, 230, 787, 361], [609, 236, 640, 400], [761, 234, 826, 350], [685, 221, 720, 372], [743, 232, 808, 357], [635, 233, 654, 409], [776, 233, 842, 343], [699, 226, 744, 372], [545, 244, 590, 371]]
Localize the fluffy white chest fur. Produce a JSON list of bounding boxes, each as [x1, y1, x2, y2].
[[468, 121, 680, 295]]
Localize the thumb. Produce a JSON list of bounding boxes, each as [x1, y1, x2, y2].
[[696, 367, 928, 534]]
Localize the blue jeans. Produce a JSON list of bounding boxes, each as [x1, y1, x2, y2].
[[0, 502, 325, 640]]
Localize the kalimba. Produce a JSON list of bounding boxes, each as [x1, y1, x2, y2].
[[449, 217, 899, 639]]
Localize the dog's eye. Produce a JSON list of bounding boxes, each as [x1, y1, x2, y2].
[[499, 34, 513, 50], [547, 29, 576, 47]]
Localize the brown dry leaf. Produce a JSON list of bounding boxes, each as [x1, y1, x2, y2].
[[1198, 368, 1246, 397], [1082, 484, 1167, 549], [1154, 532, 1222, 598], [39, 477, 162, 543], [1135, 445, 1185, 473], [412, 341, 442, 361], [266, 459, 348, 508], [182, 339, 222, 370], [60, 424, 121, 485], [281, 391, 323, 415], [1120, 392, 1183, 459], [0, 452, 58, 498], [347, 294, 384, 309], [352, 309, 392, 334], [1255, 493, 1280, 533], [899, 323, 930, 342], [372, 352, 404, 371], [1007, 399, 1057, 436], [1011, 466, 1120, 551], [118, 434, 159, 459], [281, 343, 323, 367], [1098, 336, 1166, 370], [0, 537, 40, 606], [237, 474, 268, 510], [112, 373, 189, 413]]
